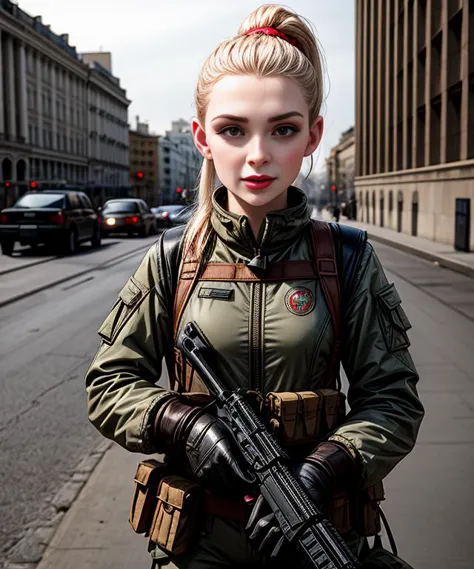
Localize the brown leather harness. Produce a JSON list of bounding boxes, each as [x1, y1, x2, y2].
[[171, 219, 341, 394]]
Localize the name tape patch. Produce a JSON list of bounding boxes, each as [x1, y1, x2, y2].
[[199, 287, 234, 301]]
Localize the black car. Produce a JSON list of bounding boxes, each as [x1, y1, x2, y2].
[[0, 190, 101, 256], [101, 199, 157, 237], [152, 205, 193, 230]]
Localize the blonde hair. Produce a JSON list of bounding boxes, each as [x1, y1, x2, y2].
[[187, 4, 325, 253]]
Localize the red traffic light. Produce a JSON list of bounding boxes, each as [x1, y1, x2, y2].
[[136, 172, 144, 180], [176, 187, 183, 194], [331, 185, 337, 192], [5, 181, 11, 189], [30, 181, 38, 189]]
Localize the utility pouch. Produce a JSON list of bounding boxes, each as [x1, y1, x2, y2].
[[265, 389, 346, 445], [129, 459, 167, 535], [351, 480, 385, 536], [327, 492, 351, 535], [265, 391, 322, 445], [149, 475, 204, 555]]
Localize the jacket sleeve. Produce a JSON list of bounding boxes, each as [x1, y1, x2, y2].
[[85, 239, 175, 454], [329, 242, 424, 488]]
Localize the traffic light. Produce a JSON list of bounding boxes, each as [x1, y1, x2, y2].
[[5, 181, 11, 189], [331, 184, 337, 192], [176, 187, 183, 194], [136, 172, 144, 181], [30, 181, 38, 189]]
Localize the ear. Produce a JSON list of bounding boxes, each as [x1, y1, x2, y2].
[[192, 119, 213, 160], [304, 115, 324, 157]]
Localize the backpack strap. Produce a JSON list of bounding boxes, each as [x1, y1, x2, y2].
[[310, 220, 341, 387]]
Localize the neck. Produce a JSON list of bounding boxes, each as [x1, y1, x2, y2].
[[226, 190, 289, 240]]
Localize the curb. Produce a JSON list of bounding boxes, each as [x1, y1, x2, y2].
[[0, 243, 151, 310], [3, 441, 113, 569], [366, 231, 474, 278]]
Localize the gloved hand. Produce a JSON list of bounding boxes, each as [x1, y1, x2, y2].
[[153, 396, 255, 494], [246, 441, 359, 558]]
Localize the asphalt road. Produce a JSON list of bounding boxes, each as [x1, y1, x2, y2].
[[0, 238, 473, 568]]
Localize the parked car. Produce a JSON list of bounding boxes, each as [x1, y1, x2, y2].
[[0, 190, 101, 256], [100, 199, 157, 237], [152, 204, 193, 230]]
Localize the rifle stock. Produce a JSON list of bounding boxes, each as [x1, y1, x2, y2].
[[177, 322, 360, 569]]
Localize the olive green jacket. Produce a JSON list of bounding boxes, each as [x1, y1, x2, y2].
[[85, 187, 424, 488]]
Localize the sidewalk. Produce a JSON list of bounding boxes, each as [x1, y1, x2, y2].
[[335, 216, 474, 278], [35, 444, 176, 569]]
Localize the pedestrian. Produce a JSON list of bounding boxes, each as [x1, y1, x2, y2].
[[333, 204, 341, 223], [85, 5, 424, 568]]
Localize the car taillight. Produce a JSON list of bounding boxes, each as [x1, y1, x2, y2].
[[161, 211, 169, 218], [48, 212, 64, 225], [0, 214, 8, 224], [125, 216, 140, 224]]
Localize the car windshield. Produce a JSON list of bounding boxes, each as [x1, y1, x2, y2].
[[14, 193, 65, 209], [103, 201, 139, 213], [153, 205, 185, 213]]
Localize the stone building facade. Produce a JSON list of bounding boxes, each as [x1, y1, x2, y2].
[[0, 0, 130, 200], [355, 0, 474, 250], [129, 118, 159, 205]]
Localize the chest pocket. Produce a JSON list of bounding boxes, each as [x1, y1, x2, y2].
[[98, 276, 149, 345], [376, 283, 412, 352]]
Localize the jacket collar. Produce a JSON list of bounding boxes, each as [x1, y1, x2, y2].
[[210, 185, 311, 260]]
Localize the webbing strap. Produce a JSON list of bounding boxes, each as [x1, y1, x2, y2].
[[194, 260, 316, 282]]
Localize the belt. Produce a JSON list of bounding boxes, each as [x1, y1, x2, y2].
[[205, 491, 252, 523]]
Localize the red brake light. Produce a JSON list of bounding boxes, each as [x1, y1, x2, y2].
[[0, 214, 8, 224], [48, 212, 64, 225], [161, 211, 169, 218], [125, 216, 140, 224]]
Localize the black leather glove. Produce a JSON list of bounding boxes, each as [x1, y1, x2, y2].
[[153, 396, 255, 494], [246, 441, 359, 558]]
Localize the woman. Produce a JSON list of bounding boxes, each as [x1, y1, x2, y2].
[[85, 5, 424, 568]]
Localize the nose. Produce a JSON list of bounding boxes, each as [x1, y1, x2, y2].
[[246, 136, 270, 168]]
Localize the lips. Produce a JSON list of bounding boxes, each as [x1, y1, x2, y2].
[[242, 176, 276, 182]]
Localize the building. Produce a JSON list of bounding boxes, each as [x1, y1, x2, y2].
[[355, 0, 474, 250], [0, 1, 130, 205], [326, 126, 355, 207], [129, 116, 159, 205], [159, 119, 202, 204]]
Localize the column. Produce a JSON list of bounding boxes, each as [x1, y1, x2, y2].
[[36, 54, 43, 146], [361, 0, 369, 176], [18, 42, 28, 142], [460, 0, 469, 160], [0, 30, 5, 136], [424, 0, 432, 165], [5, 35, 16, 140], [65, 73, 71, 153], [51, 64, 57, 150], [384, 3, 392, 172], [376, 0, 383, 174], [402, 0, 409, 170], [412, 0, 419, 168], [393, 0, 399, 171], [440, 0, 448, 164], [355, 0, 361, 177], [368, 0, 375, 175]]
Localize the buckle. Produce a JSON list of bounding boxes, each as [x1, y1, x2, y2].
[[317, 259, 337, 276]]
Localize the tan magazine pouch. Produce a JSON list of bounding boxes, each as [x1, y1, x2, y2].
[[351, 480, 385, 536], [150, 475, 204, 555], [265, 389, 346, 446], [129, 459, 167, 534]]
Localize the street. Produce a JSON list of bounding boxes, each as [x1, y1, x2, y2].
[[0, 235, 473, 569]]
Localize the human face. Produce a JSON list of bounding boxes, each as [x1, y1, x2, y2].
[[193, 75, 323, 215]]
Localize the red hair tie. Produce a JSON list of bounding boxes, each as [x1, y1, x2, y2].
[[244, 26, 297, 47]]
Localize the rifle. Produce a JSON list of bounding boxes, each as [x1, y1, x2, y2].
[[177, 321, 360, 569]]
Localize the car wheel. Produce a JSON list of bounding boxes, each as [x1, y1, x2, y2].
[[91, 224, 102, 248], [139, 225, 148, 238], [64, 228, 78, 255], [1, 240, 14, 256]]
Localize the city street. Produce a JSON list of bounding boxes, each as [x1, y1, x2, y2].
[[0, 236, 473, 568]]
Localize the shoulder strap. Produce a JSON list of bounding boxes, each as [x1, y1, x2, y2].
[[310, 220, 341, 387]]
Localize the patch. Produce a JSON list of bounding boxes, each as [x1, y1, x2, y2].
[[198, 287, 234, 301], [285, 287, 315, 316]]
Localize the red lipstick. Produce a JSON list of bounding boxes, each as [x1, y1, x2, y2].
[[242, 175, 276, 190]]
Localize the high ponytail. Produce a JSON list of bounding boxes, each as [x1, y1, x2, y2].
[[187, 4, 324, 253]]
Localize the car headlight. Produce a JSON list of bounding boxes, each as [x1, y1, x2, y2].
[[106, 218, 116, 226]]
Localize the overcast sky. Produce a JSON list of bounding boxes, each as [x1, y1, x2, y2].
[[17, 0, 355, 170]]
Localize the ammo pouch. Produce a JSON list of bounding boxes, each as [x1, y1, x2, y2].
[[129, 459, 167, 534], [327, 480, 385, 537], [149, 475, 204, 555], [265, 389, 346, 446]]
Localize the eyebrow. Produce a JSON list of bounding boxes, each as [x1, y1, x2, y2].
[[211, 111, 304, 123]]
